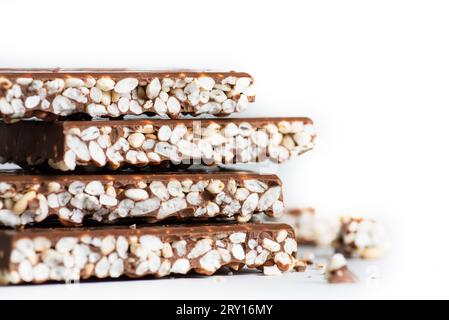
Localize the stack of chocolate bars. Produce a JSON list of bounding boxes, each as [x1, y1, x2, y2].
[[0, 70, 315, 284]]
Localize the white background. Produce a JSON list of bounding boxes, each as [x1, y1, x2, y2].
[[1, 0, 449, 299]]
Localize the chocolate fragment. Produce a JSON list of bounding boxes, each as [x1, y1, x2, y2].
[[333, 216, 387, 259], [294, 259, 307, 272], [0, 69, 254, 121], [0, 222, 298, 285], [327, 266, 357, 284], [326, 253, 357, 283], [0, 170, 284, 227], [0, 118, 316, 171]]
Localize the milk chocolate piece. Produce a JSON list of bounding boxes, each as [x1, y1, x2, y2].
[[333, 216, 387, 259], [326, 253, 357, 283], [0, 69, 254, 122], [0, 170, 284, 227], [327, 266, 357, 284], [294, 259, 307, 272], [0, 118, 316, 171], [0, 222, 298, 285]]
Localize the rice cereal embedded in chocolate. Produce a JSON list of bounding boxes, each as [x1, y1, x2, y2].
[[0, 222, 297, 285], [0, 69, 255, 121], [0, 118, 316, 171], [0, 171, 284, 227]]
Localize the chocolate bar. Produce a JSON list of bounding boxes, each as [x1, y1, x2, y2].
[[0, 117, 315, 171], [0, 171, 284, 227], [0, 222, 298, 284], [0, 69, 254, 121], [333, 216, 387, 259]]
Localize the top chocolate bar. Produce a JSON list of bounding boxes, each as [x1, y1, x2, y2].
[[0, 69, 255, 122]]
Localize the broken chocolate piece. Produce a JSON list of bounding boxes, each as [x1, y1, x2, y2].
[[333, 216, 387, 259], [326, 253, 357, 283], [294, 259, 307, 272]]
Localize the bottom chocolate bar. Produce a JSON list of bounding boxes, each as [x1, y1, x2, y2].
[[0, 222, 297, 285]]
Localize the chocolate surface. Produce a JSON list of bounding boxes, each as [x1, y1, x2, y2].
[[327, 266, 357, 284], [0, 69, 251, 79]]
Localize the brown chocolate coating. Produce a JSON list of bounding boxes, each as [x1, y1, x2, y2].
[[0, 221, 292, 244], [327, 266, 357, 284], [0, 69, 252, 80]]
